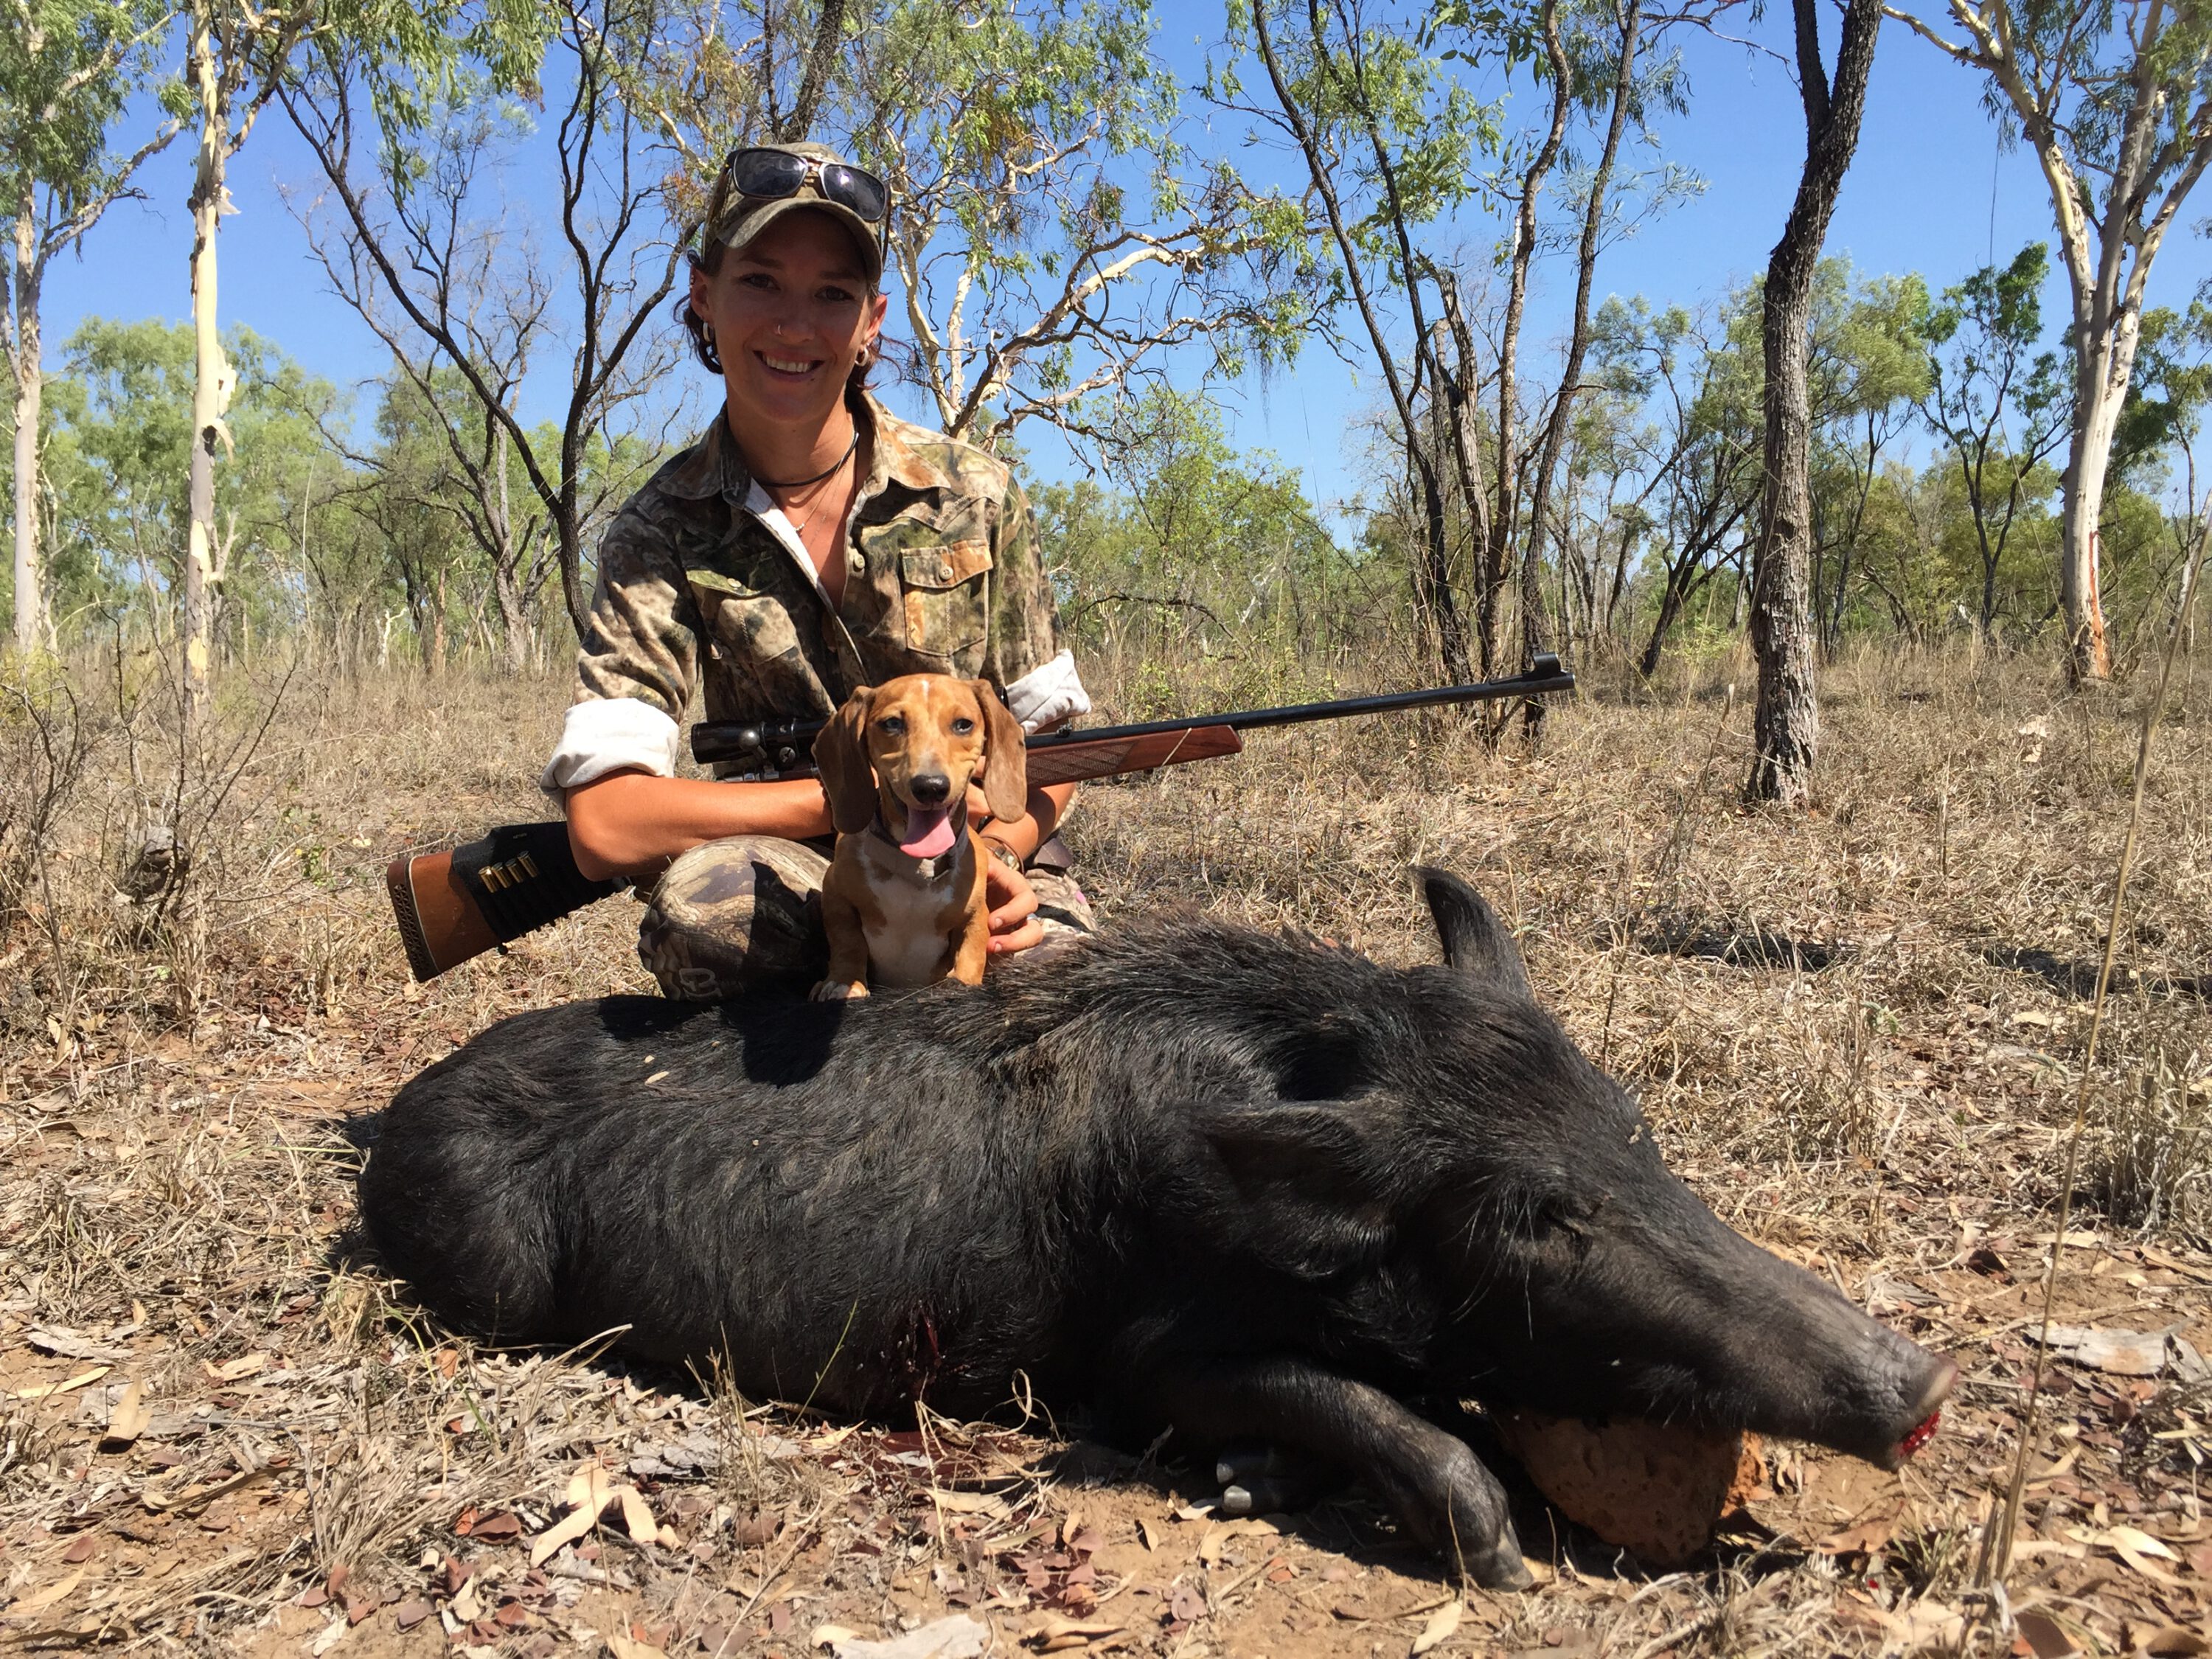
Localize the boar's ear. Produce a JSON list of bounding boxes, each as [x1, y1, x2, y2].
[[1417, 867, 1531, 995], [1203, 1099, 1385, 1198], [1202, 1100, 1394, 1272]]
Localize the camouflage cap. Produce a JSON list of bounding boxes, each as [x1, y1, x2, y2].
[[706, 141, 886, 288]]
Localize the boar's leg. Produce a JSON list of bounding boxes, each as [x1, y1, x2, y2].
[[1156, 1356, 1534, 1589], [1214, 1442, 1343, 1517]]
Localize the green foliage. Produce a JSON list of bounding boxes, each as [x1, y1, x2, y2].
[[1034, 389, 1376, 696], [2113, 297, 2212, 488], [39, 317, 346, 642], [0, 0, 175, 223]]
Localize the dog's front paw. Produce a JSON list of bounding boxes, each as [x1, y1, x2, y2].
[[810, 979, 871, 1001]]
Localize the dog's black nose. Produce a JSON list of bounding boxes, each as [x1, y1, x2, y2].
[[910, 773, 952, 804]]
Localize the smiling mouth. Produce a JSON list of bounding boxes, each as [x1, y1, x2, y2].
[[759, 352, 819, 376]]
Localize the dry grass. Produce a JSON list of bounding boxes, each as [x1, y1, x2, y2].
[[2, 639, 2211, 1657]]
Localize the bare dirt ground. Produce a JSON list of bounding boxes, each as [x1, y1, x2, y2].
[[4, 645, 2212, 1658]]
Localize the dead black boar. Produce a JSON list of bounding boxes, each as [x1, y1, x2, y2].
[[359, 870, 1952, 1587]]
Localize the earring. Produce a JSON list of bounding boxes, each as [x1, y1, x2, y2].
[[702, 323, 717, 349], [856, 345, 872, 367]]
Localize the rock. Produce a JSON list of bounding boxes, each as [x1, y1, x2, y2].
[[1492, 1409, 1762, 1568]]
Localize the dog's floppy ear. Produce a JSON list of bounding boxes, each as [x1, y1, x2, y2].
[[970, 680, 1029, 824], [814, 687, 879, 835]]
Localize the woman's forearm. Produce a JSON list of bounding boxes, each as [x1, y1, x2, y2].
[[566, 771, 833, 882], [981, 782, 1077, 861]]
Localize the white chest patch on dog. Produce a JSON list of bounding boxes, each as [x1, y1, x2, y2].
[[858, 839, 967, 987]]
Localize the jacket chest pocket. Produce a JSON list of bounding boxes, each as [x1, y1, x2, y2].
[[897, 538, 993, 664], [689, 570, 805, 678]]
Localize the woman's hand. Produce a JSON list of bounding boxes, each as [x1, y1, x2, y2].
[[982, 854, 1046, 956]]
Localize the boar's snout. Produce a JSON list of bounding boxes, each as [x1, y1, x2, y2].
[[1768, 1274, 1957, 1467], [1671, 1217, 1958, 1468], [1471, 1183, 1959, 1471]]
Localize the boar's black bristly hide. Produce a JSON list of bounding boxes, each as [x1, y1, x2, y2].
[[360, 869, 1953, 1586]]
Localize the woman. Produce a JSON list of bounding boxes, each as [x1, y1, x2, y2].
[[540, 141, 1092, 998]]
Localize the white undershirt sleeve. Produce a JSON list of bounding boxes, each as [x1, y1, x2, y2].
[[1002, 649, 1091, 734], [541, 697, 683, 796]]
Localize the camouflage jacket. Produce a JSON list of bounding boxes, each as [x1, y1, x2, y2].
[[560, 394, 1071, 780]]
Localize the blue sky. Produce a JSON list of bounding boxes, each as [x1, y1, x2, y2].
[[44, 3, 2212, 509]]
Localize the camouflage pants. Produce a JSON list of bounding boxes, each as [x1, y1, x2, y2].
[[638, 835, 1096, 1001]]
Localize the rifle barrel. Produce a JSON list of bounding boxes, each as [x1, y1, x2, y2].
[[692, 655, 1575, 770], [1025, 655, 1573, 754]]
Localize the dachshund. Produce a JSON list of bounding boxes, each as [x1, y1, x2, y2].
[[810, 675, 1028, 999]]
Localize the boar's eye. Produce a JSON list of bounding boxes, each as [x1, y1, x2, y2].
[[1543, 1192, 1606, 1241]]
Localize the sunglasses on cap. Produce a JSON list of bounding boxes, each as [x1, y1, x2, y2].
[[721, 147, 889, 224]]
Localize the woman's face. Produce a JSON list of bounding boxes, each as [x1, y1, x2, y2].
[[692, 209, 888, 437]]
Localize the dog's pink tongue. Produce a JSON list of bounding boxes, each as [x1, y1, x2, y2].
[[900, 804, 956, 859]]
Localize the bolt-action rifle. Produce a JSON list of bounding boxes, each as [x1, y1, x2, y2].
[[383, 655, 1574, 981]]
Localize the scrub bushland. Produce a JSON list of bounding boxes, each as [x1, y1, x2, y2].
[[2, 638, 2210, 1657]]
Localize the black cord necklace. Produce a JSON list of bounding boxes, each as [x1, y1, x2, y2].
[[755, 426, 860, 492]]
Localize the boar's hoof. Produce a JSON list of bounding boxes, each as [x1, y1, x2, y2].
[[1377, 1439, 1534, 1590], [1461, 1537, 1537, 1592], [1216, 1443, 1340, 1517]]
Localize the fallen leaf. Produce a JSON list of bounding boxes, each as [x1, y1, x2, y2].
[[393, 1600, 432, 1632], [101, 1380, 150, 1447], [826, 1614, 989, 1658], [143, 1461, 276, 1514], [198, 1352, 268, 1383], [8, 1568, 86, 1614], [1169, 1584, 1207, 1625], [2109, 1526, 2181, 1560], [813, 1627, 861, 1649], [2102, 1528, 2187, 1586], [732, 1509, 779, 1547], [617, 1486, 658, 1543], [564, 1462, 613, 1512], [604, 1632, 665, 1659], [1329, 1592, 1455, 1625], [2013, 1610, 2078, 1658], [467, 1512, 521, 1542], [60, 1536, 94, 1565], [2026, 1448, 2080, 1487], [1411, 1600, 1462, 1655], [2034, 1326, 2211, 1383], [15, 1365, 109, 1400], [1024, 1613, 1123, 1650], [24, 1328, 123, 1361], [1196, 1516, 1277, 1565], [1816, 1518, 1898, 1555], [923, 1489, 1011, 1518], [531, 1466, 617, 1565], [2141, 1627, 2211, 1657], [1136, 1517, 1164, 1552]]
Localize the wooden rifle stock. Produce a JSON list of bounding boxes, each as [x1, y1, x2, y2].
[[384, 656, 1573, 981]]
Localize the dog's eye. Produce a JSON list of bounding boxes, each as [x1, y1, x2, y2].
[[877, 717, 905, 737], [951, 717, 975, 734]]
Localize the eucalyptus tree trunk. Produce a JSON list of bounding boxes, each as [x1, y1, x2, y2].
[[1249, 0, 1472, 684], [1518, 0, 1641, 738], [1747, 0, 1881, 805], [184, 0, 232, 731], [10, 230, 38, 651], [1477, 0, 1569, 679], [2059, 328, 2135, 678]]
